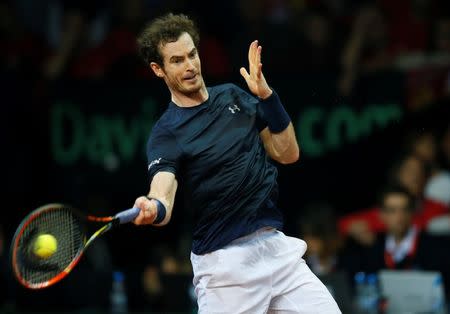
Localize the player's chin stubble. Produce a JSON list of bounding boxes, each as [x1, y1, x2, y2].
[[182, 77, 203, 95]]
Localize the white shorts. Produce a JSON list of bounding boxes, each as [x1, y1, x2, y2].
[[191, 227, 341, 314]]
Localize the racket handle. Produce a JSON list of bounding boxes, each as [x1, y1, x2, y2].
[[115, 207, 140, 224]]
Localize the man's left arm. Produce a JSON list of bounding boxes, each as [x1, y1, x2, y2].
[[240, 40, 300, 164], [259, 123, 299, 164]]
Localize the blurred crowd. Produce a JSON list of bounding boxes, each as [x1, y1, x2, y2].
[[1, 0, 450, 313], [299, 125, 450, 310], [1, 0, 450, 92]]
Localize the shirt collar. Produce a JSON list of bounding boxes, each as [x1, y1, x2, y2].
[[385, 226, 418, 262]]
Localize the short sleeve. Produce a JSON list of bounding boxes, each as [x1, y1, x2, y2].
[[146, 125, 182, 180], [232, 85, 268, 132]]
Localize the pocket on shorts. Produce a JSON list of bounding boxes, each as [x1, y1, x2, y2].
[[191, 250, 222, 287]]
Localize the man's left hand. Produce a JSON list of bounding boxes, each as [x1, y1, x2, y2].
[[240, 40, 273, 100]]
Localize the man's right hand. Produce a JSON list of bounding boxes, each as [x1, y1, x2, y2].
[[133, 196, 157, 225]]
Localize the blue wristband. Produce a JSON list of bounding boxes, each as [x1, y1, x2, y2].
[[259, 90, 291, 133], [145, 196, 166, 224]]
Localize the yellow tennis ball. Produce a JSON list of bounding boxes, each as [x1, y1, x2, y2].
[[33, 234, 58, 259]]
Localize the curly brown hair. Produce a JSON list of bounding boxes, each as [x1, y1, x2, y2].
[[137, 13, 200, 67]]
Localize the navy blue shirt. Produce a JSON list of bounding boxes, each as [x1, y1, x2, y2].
[[146, 83, 284, 254]]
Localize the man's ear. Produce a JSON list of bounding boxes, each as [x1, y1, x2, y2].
[[150, 62, 164, 78]]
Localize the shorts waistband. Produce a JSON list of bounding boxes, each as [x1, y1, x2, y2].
[[228, 226, 277, 246]]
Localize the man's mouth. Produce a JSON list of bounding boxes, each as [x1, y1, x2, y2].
[[183, 73, 197, 81]]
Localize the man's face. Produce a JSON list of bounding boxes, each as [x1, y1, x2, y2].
[[152, 32, 203, 96], [381, 193, 413, 238]]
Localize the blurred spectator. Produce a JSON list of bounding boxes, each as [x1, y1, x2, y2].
[[292, 5, 341, 73], [43, 0, 111, 79], [369, 184, 426, 270], [389, 153, 427, 199], [298, 202, 357, 314], [139, 235, 192, 312], [42, 0, 160, 79], [299, 201, 371, 312], [404, 129, 450, 206], [339, 153, 426, 246], [301, 203, 341, 275], [406, 129, 439, 165], [360, 184, 450, 295], [86, 0, 148, 78], [385, 152, 448, 226], [301, 202, 341, 275], [339, 4, 392, 96], [339, 152, 449, 245]]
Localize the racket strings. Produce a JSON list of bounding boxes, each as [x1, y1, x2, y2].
[[17, 207, 85, 285]]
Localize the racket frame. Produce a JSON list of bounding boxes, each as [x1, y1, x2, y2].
[[11, 203, 116, 289]]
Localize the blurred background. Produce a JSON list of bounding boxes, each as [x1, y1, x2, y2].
[[1, 0, 449, 313]]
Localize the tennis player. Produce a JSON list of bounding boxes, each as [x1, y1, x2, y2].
[[133, 13, 341, 313]]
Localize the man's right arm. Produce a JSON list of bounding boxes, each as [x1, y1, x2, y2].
[[133, 171, 178, 226]]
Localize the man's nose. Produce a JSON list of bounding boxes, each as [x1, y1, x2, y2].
[[186, 58, 195, 70]]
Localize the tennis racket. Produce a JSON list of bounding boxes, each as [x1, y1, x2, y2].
[[10, 203, 140, 289]]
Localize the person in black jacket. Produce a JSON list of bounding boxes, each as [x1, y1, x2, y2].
[[362, 184, 450, 297]]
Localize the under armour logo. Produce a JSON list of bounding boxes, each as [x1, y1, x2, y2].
[[148, 158, 161, 170], [228, 104, 241, 114]]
